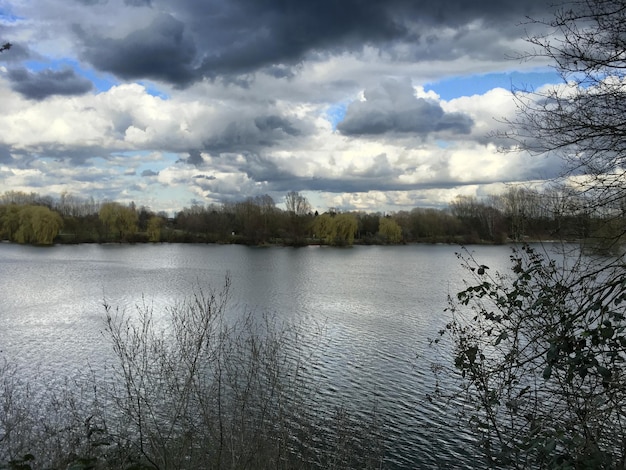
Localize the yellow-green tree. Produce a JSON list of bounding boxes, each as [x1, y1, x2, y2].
[[0, 205, 21, 241], [147, 216, 164, 242], [335, 213, 358, 245], [11, 205, 63, 245], [378, 217, 403, 243], [99, 202, 138, 242], [313, 212, 358, 246], [313, 213, 337, 244]]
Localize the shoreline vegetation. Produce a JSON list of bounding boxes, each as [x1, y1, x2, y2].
[[0, 187, 622, 250], [0, 278, 387, 470]]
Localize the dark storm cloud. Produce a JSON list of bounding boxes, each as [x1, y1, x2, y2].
[[191, 0, 407, 77], [215, 150, 479, 194], [188, 0, 549, 76], [355, 154, 401, 179], [141, 169, 159, 176], [0, 42, 30, 63], [337, 80, 473, 137], [7, 67, 93, 100], [74, 13, 197, 86], [75, 0, 107, 5], [73, 0, 551, 85], [285, 174, 520, 194], [254, 116, 300, 137], [240, 152, 295, 182], [26, 146, 111, 166], [125, 0, 151, 5], [194, 151, 298, 189], [248, 152, 560, 195], [265, 174, 461, 194], [0, 144, 15, 164], [204, 115, 303, 153], [181, 150, 205, 167]]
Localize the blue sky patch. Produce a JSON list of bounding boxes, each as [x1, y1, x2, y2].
[[138, 81, 170, 99], [326, 102, 348, 130], [425, 70, 562, 101], [0, 7, 22, 24]]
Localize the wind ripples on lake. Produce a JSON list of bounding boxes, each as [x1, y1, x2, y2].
[[0, 242, 517, 468]]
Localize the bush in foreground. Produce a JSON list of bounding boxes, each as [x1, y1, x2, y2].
[[0, 278, 384, 469], [434, 244, 626, 468]]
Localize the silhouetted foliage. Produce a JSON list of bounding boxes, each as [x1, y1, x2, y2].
[[435, 0, 626, 467]]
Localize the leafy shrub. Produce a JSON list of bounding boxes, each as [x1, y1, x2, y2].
[[434, 244, 626, 468]]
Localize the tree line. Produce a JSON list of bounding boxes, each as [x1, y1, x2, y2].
[[0, 185, 623, 247]]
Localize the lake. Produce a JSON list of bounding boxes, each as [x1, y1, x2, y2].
[[0, 242, 517, 468]]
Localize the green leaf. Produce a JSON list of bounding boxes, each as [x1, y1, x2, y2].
[[494, 331, 508, 346], [466, 346, 478, 365], [597, 365, 611, 379], [543, 364, 552, 380], [601, 326, 614, 339]]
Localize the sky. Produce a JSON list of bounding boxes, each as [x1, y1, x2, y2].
[[0, 0, 566, 214]]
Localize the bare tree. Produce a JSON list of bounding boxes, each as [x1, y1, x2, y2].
[[509, 0, 626, 224], [285, 191, 312, 244], [285, 191, 310, 216]]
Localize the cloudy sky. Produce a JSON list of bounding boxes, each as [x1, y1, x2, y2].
[[0, 0, 565, 214]]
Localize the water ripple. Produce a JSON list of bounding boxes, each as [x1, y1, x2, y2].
[[0, 243, 516, 468]]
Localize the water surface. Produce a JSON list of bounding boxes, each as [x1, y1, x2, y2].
[[0, 242, 516, 468]]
